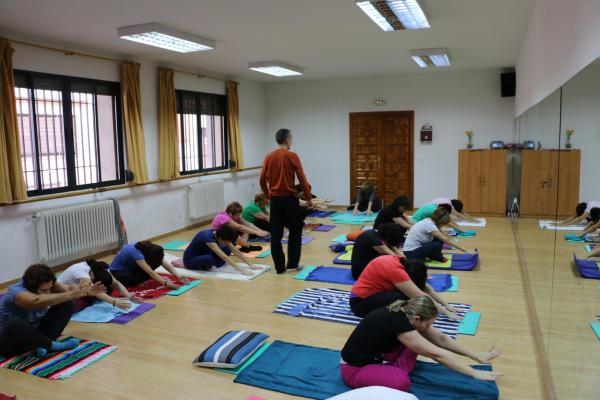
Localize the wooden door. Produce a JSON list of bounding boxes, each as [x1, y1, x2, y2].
[[349, 112, 413, 206], [556, 150, 581, 216], [458, 150, 483, 213], [520, 150, 558, 216], [481, 150, 508, 214]]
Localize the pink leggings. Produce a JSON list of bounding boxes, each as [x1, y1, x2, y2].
[[340, 345, 418, 391]]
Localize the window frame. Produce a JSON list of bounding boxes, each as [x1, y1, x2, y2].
[[14, 69, 126, 197], [175, 89, 229, 175]]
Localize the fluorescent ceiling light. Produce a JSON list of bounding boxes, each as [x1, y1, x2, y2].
[[118, 23, 215, 53], [411, 48, 451, 68], [356, 0, 430, 31], [248, 61, 303, 77]]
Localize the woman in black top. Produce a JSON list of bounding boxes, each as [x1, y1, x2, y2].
[[340, 296, 502, 391], [351, 223, 405, 279], [349, 181, 381, 215], [373, 195, 413, 232]]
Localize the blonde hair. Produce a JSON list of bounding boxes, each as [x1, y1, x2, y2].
[[431, 208, 451, 226], [388, 296, 438, 320]]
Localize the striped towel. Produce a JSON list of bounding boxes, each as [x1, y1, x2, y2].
[[0, 338, 117, 379], [273, 288, 471, 339]]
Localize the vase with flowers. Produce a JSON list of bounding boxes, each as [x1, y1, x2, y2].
[[565, 129, 574, 149], [465, 130, 474, 149]]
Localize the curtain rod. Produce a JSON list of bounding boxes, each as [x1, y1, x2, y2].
[[9, 38, 236, 83]]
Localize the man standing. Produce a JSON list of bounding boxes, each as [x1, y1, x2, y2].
[[260, 129, 312, 274]]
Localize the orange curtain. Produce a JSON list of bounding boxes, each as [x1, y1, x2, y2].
[[226, 81, 244, 170], [158, 68, 179, 179], [121, 61, 148, 184], [0, 38, 27, 202]]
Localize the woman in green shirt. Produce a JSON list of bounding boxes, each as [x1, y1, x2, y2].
[[242, 193, 270, 232]]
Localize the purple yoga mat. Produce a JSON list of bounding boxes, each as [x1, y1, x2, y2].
[[312, 224, 336, 232], [282, 236, 315, 245], [111, 302, 156, 324]]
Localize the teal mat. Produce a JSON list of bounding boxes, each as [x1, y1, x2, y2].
[[167, 280, 202, 296], [591, 323, 600, 340], [447, 275, 459, 292], [256, 249, 271, 258], [331, 234, 347, 243], [458, 312, 480, 335], [216, 342, 271, 375], [162, 240, 189, 251], [293, 266, 317, 280]]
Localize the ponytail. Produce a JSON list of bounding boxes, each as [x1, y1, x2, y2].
[[388, 296, 437, 320]]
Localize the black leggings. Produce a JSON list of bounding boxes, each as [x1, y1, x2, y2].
[[253, 218, 271, 232], [0, 301, 74, 357], [112, 267, 153, 287], [349, 292, 408, 318]]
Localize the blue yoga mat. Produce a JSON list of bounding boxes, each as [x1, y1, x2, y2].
[[428, 273, 452, 292], [234, 340, 499, 400], [426, 253, 479, 271], [573, 254, 600, 279]]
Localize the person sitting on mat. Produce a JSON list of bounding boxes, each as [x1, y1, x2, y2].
[[430, 197, 479, 223], [349, 181, 382, 216], [58, 259, 140, 311], [411, 203, 463, 232], [373, 195, 413, 233], [403, 208, 472, 262], [351, 223, 406, 279], [109, 241, 186, 290], [555, 201, 600, 227], [340, 296, 502, 392], [296, 184, 333, 221], [213, 202, 269, 252], [0, 264, 106, 358], [349, 255, 460, 319], [571, 207, 600, 237], [183, 225, 264, 276], [242, 193, 271, 233]]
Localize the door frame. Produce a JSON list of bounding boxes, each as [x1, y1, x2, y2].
[[349, 111, 414, 207]]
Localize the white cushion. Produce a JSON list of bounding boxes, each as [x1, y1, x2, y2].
[[327, 386, 419, 400]]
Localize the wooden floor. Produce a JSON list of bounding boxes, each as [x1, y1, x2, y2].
[[0, 217, 548, 399], [518, 218, 600, 400]]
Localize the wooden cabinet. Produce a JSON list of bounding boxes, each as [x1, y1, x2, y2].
[[520, 150, 580, 217], [458, 150, 507, 215]]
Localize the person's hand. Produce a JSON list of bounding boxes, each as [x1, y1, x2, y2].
[[85, 282, 106, 297], [249, 264, 263, 271], [352, 209, 358, 216], [127, 295, 144, 304], [366, 210, 372, 216], [306, 200, 313, 209], [114, 298, 132, 310], [472, 369, 503, 381], [242, 269, 254, 276], [446, 304, 460, 313], [177, 276, 191, 284], [258, 230, 270, 238], [444, 309, 463, 321], [472, 346, 502, 364], [165, 281, 180, 290]]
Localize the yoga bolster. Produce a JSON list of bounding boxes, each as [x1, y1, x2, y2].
[[193, 330, 269, 368]]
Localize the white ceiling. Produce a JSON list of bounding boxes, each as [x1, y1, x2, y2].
[[0, 0, 535, 81]]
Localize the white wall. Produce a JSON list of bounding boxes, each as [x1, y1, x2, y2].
[[265, 70, 515, 207], [515, 0, 600, 116], [0, 38, 268, 283]]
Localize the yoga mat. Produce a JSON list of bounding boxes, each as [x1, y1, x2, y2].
[[71, 300, 142, 323], [256, 249, 271, 258], [330, 212, 378, 225], [307, 210, 338, 218], [156, 264, 271, 281], [114, 273, 178, 299], [458, 312, 481, 335], [448, 275, 459, 292], [306, 266, 355, 285], [573, 254, 600, 279], [234, 340, 498, 400], [249, 235, 315, 245], [362, 225, 373, 231], [292, 266, 318, 280], [426, 254, 453, 268], [167, 279, 202, 296], [586, 244, 596, 252], [539, 220, 587, 230], [333, 245, 353, 265], [162, 240, 189, 251], [0, 338, 117, 380], [331, 234, 348, 243], [591, 322, 600, 340], [112, 302, 156, 324], [283, 236, 315, 245], [312, 224, 336, 232], [237, 245, 270, 258], [427, 253, 479, 271], [427, 273, 452, 292], [274, 288, 472, 339], [216, 342, 271, 375], [455, 218, 486, 227], [455, 229, 476, 237], [565, 233, 585, 243]]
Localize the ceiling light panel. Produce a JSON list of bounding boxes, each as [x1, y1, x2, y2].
[[118, 23, 215, 53]]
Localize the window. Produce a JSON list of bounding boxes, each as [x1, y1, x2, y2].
[[14, 70, 125, 196], [176, 90, 228, 174]]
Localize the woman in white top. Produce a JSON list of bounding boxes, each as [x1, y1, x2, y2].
[[402, 208, 470, 262], [556, 201, 600, 227], [58, 260, 139, 310]]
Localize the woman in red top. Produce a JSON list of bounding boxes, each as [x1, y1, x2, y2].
[[350, 255, 460, 319]]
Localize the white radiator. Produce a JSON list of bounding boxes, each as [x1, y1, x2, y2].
[[188, 180, 224, 220], [34, 200, 119, 265]]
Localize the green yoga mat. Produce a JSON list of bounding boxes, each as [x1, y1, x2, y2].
[[256, 249, 271, 258], [216, 342, 271, 375], [162, 240, 189, 251], [591, 323, 600, 340], [167, 280, 202, 296], [447, 275, 459, 292], [293, 266, 318, 280], [458, 312, 481, 335], [426, 254, 453, 268], [337, 245, 353, 261]]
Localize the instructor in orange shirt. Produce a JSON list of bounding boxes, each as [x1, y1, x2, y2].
[[260, 129, 312, 274]]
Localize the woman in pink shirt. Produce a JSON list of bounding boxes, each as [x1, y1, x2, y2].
[[212, 202, 269, 252]]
